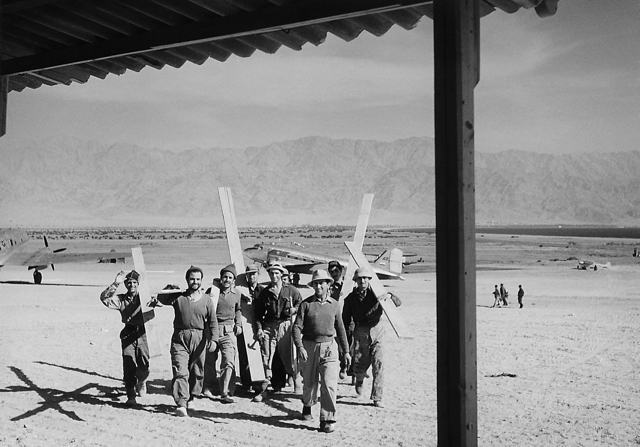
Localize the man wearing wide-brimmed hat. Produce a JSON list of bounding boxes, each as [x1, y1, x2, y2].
[[100, 270, 150, 407], [293, 269, 350, 433], [202, 264, 243, 404], [342, 266, 401, 409], [253, 262, 302, 401]]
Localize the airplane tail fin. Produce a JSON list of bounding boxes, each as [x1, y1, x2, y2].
[[373, 248, 404, 274]]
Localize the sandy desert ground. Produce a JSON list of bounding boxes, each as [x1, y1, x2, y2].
[[0, 231, 639, 446]]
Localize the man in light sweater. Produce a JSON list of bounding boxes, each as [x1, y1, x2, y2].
[[202, 264, 243, 403], [293, 269, 350, 434]]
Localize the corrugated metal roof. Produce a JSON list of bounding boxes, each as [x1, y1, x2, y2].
[[1, 0, 558, 93]]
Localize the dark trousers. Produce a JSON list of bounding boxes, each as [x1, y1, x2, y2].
[[120, 325, 150, 398]]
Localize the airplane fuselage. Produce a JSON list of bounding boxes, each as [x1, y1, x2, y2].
[[0, 229, 30, 267]]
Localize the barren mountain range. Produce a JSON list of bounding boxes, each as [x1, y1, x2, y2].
[[1, 136, 639, 228]]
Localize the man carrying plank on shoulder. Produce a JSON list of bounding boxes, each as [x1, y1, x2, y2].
[[100, 270, 150, 407], [238, 263, 268, 400], [342, 266, 401, 409], [152, 266, 218, 417], [202, 264, 243, 404], [253, 262, 302, 400]]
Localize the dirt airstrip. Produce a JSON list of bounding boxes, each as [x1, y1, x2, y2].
[[0, 231, 639, 446]]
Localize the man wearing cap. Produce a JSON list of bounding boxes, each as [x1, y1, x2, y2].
[[293, 269, 350, 433], [327, 261, 344, 301], [154, 266, 218, 417], [202, 264, 243, 403], [100, 270, 150, 406], [327, 260, 351, 380], [237, 263, 264, 391], [253, 262, 302, 399], [342, 266, 401, 408]]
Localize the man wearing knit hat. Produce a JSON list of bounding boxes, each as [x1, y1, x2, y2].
[[342, 266, 401, 408], [253, 262, 302, 400], [155, 265, 218, 417], [203, 264, 243, 403], [293, 269, 350, 433], [100, 270, 150, 406]]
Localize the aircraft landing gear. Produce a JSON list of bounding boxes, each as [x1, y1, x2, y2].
[[33, 270, 42, 284]]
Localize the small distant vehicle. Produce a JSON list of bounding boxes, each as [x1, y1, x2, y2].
[[576, 260, 611, 271]]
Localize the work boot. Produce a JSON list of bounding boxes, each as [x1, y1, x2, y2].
[[175, 406, 188, 417], [373, 400, 385, 408], [302, 405, 313, 421], [320, 421, 335, 433], [355, 380, 364, 396], [252, 391, 266, 402], [125, 396, 137, 407], [136, 380, 147, 397], [202, 388, 215, 399], [221, 394, 235, 404]]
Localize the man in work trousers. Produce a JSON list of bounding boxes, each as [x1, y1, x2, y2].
[[342, 266, 401, 408], [491, 285, 501, 308], [203, 264, 243, 403], [237, 263, 265, 397], [253, 262, 302, 400], [518, 285, 525, 309], [327, 260, 351, 381], [154, 266, 218, 417], [100, 270, 150, 406], [500, 283, 509, 306], [293, 269, 351, 433]]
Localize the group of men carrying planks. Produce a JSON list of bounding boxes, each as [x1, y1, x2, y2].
[[100, 258, 401, 433]]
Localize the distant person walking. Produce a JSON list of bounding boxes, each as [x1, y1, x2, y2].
[[153, 266, 218, 417], [100, 270, 150, 406], [517, 285, 525, 309], [293, 269, 350, 433], [500, 283, 509, 306], [491, 285, 501, 308]]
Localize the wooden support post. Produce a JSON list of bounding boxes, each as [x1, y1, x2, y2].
[[0, 77, 7, 137], [433, 0, 479, 445]]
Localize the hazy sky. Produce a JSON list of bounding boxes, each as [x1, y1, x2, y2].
[[2, 1, 638, 154]]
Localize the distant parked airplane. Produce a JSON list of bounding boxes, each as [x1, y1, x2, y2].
[[0, 228, 130, 283], [243, 242, 404, 281], [576, 259, 611, 271]]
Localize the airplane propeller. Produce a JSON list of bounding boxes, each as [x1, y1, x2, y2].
[[42, 235, 65, 270]]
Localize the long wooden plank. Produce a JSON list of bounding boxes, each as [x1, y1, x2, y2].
[[131, 247, 162, 359], [218, 187, 266, 382], [344, 241, 412, 339], [341, 193, 374, 298]]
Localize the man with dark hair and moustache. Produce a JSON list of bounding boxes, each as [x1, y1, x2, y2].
[[153, 266, 218, 417]]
